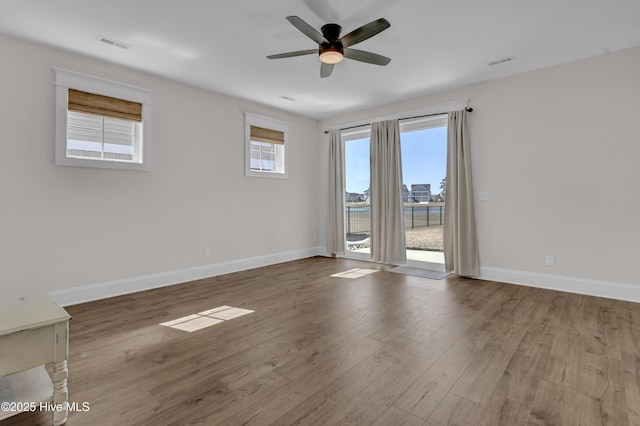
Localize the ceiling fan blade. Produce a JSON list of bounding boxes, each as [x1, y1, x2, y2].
[[267, 49, 318, 60], [286, 16, 327, 45], [343, 48, 391, 65], [320, 62, 334, 78], [340, 18, 390, 48]]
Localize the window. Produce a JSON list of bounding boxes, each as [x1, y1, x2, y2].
[[245, 113, 288, 178], [54, 68, 153, 171]]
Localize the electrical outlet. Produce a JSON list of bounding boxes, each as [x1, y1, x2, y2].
[[204, 248, 212, 258], [546, 255, 555, 266], [479, 191, 490, 201]]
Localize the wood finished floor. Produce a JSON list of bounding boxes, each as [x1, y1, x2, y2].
[[5, 256, 640, 425]]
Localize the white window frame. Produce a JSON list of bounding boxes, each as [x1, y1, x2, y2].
[[399, 114, 448, 133], [244, 112, 289, 179], [341, 125, 371, 142], [54, 68, 153, 171]]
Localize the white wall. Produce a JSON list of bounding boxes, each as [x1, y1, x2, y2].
[[2, 33, 639, 303], [318, 46, 640, 297], [0, 35, 319, 300]]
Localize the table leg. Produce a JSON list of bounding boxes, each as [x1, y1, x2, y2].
[[52, 359, 68, 425]]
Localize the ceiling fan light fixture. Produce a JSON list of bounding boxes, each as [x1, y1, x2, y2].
[[319, 48, 344, 64]]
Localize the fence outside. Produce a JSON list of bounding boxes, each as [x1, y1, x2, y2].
[[345, 204, 444, 236]]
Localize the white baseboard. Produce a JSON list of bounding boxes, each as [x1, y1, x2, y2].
[[315, 248, 333, 258], [49, 247, 323, 307], [480, 266, 640, 303]]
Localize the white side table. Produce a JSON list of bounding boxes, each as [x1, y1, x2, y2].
[[0, 293, 71, 425]]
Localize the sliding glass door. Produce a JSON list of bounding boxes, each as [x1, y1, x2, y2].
[[340, 117, 447, 268], [343, 128, 371, 259], [400, 116, 448, 269]]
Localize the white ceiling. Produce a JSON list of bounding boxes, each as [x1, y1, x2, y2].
[[2, 0, 639, 119]]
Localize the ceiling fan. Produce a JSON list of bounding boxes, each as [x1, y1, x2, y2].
[[267, 16, 391, 78]]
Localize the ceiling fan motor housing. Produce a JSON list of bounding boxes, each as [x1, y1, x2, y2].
[[320, 23, 343, 54], [321, 23, 342, 41]]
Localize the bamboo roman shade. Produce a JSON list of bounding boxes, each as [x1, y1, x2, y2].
[[68, 89, 142, 122], [250, 125, 285, 145]]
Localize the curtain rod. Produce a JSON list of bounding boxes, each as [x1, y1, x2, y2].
[[323, 107, 473, 134]]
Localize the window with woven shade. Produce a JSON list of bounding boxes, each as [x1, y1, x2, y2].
[[245, 113, 289, 178], [55, 68, 153, 171]]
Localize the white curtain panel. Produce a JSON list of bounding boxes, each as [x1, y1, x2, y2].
[[444, 110, 479, 276], [370, 120, 407, 264], [327, 129, 346, 255]]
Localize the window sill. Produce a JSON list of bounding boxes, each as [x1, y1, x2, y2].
[[245, 170, 288, 179], [55, 155, 150, 171]]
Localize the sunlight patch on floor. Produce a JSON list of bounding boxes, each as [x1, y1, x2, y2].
[[160, 306, 254, 332], [330, 268, 379, 279]]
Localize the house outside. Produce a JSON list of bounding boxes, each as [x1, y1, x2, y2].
[[360, 184, 416, 203], [410, 184, 431, 203], [402, 184, 410, 202], [345, 192, 364, 202]]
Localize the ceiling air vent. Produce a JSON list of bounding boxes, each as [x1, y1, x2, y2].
[[488, 56, 514, 66], [97, 36, 132, 50]]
